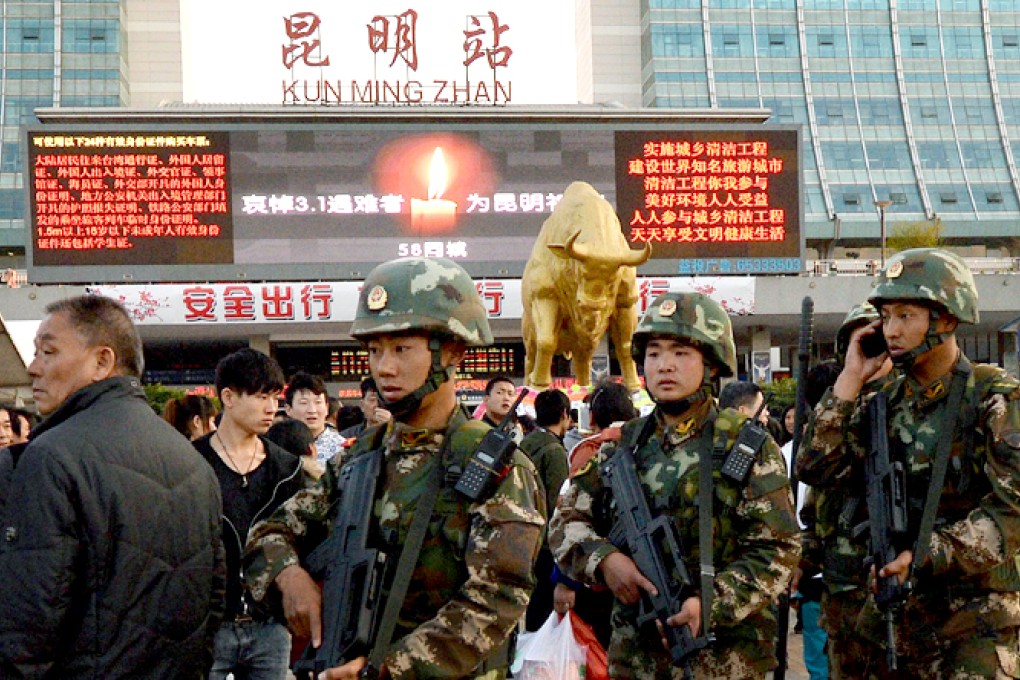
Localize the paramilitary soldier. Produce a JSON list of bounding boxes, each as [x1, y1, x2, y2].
[[244, 257, 546, 680], [799, 302, 894, 679], [796, 247, 1020, 678], [549, 291, 800, 679]]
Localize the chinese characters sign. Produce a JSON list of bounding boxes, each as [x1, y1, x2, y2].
[[615, 130, 801, 273], [181, 1, 575, 106], [87, 276, 754, 326], [28, 132, 233, 267]]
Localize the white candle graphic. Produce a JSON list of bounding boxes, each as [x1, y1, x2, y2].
[[411, 146, 457, 232]]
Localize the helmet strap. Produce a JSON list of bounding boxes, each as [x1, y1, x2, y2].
[[653, 365, 716, 415], [377, 336, 455, 419], [890, 309, 951, 370]]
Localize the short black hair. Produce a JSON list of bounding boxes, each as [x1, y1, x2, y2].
[[215, 348, 285, 397], [7, 408, 37, 438], [265, 418, 315, 457], [718, 381, 763, 412], [534, 389, 570, 428], [589, 381, 637, 430], [46, 295, 144, 379], [359, 376, 378, 398], [805, 360, 842, 410], [337, 405, 364, 431], [484, 375, 515, 395], [285, 371, 327, 406]]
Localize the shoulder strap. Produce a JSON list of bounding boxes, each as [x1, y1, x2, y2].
[[912, 358, 972, 572], [367, 432, 451, 671], [698, 413, 717, 637]]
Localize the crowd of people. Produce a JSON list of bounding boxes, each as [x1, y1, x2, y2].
[[0, 247, 1018, 680]]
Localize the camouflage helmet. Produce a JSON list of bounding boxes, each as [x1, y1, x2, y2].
[[835, 302, 880, 359], [350, 257, 493, 346], [632, 292, 738, 377], [868, 248, 979, 324]]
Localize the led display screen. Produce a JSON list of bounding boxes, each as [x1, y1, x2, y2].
[[25, 122, 800, 282]]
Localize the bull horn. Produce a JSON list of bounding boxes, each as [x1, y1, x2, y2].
[[563, 231, 591, 262], [618, 241, 652, 267]]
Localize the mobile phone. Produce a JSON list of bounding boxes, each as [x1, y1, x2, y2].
[[859, 331, 888, 358]]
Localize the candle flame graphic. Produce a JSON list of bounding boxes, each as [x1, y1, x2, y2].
[[427, 147, 448, 200]]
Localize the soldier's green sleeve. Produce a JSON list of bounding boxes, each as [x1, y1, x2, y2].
[[712, 437, 801, 629], [795, 387, 860, 487], [244, 457, 342, 601], [928, 379, 1020, 577], [537, 441, 569, 521], [799, 487, 823, 576], [547, 447, 618, 585], [383, 456, 545, 680]]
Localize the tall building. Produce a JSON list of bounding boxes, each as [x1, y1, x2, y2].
[[579, 0, 1020, 257], [0, 0, 182, 260]]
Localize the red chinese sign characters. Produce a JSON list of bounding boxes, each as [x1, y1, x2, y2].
[[368, 10, 419, 70], [463, 11, 512, 69], [283, 12, 331, 68], [614, 130, 800, 264], [29, 132, 234, 267]]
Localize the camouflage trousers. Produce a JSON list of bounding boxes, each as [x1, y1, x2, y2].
[[820, 588, 871, 680], [853, 625, 1020, 679], [606, 610, 770, 680]]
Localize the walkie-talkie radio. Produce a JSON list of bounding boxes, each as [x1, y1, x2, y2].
[[455, 390, 527, 500], [720, 394, 771, 484]]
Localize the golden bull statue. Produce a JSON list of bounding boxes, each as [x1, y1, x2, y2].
[[522, 181, 651, 391]]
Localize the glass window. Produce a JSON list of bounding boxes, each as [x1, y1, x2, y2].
[[942, 26, 983, 59], [973, 185, 1019, 211], [917, 141, 962, 168], [712, 25, 754, 58], [807, 27, 848, 57], [901, 28, 939, 58], [6, 19, 55, 53], [62, 19, 119, 54], [822, 140, 867, 169], [650, 0, 700, 7], [756, 26, 797, 57], [960, 140, 1007, 168], [814, 98, 855, 125], [875, 184, 924, 213], [831, 185, 868, 212], [0, 191, 21, 220], [0, 144, 21, 173], [849, 26, 893, 58], [866, 141, 912, 170], [753, 0, 794, 7], [860, 99, 904, 125], [929, 185, 974, 212], [651, 24, 705, 58], [910, 99, 952, 125]]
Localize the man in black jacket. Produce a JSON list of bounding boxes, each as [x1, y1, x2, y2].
[[0, 294, 225, 679], [194, 348, 311, 680]]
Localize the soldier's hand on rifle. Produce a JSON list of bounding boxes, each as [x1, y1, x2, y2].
[[662, 595, 702, 639], [872, 549, 913, 590], [318, 656, 389, 680], [275, 564, 323, 646], [598, 551, 658, 605]]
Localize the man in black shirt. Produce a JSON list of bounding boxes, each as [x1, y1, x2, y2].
[[194, 348, 311, 680]]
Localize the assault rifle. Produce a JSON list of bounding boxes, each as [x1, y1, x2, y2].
[[600, 416, 709, 680], [863, 391, 910, 671], [293, 448, 386, 680]]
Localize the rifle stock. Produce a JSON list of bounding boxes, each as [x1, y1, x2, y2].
[[601, 417, 709, 680], [294, 449, 387, 680]]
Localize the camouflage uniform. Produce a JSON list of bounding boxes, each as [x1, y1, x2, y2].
[[244, 257, 546, 680], [549, 292, 801, 679], [796, 248, 1020, 678], [806, 303, 883, 679]]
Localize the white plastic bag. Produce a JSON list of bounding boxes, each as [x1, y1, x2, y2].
[[511, 612, 588, 680]]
